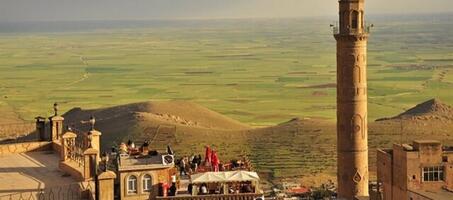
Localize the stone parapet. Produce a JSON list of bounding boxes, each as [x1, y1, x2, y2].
[[0, 141, 51, 156], [52, 140, 62, 155], [59, 160, 85, 181], [98, 170, 117, 200]]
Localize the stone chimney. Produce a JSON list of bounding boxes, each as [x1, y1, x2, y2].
[[35, 116, 47, 141], [49, 103, 64, 141]]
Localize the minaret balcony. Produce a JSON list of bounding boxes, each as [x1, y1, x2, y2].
[[332, 22, 373, 36]]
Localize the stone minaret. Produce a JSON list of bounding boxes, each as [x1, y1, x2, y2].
[[334, 0, 369, 199]]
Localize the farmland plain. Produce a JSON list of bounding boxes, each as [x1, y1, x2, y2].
[[1, 15, 453, 187], [1, 15, 453, 126]]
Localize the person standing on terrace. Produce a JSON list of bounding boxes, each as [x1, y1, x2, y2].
[[211, 150, 220, 172], [205, 145, 212, 167]]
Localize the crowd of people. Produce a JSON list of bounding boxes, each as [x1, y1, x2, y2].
[[112, 139, 156, 156], [178, 154, 202, 175], [187, 181, 256, 196], [177, 145, 254, 176], [177, 145, 223, 175]]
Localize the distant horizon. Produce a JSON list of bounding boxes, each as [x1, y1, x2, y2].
[[0, 12, 451, 34], [1, 12, 452, 23], [1, 0, 453, 22]]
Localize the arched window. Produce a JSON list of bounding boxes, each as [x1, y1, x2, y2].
[[127, 175, 138, 194], [343, 11, 349, 30], [143, 174, 152, 192], [351, 11, 359, 29]]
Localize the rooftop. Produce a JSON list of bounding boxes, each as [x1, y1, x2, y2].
[[413, 140, 442, 145], [0, 151, 78, 197], [118, 153, 173, 171], [409, 189, 453, 200], [379, 142, 453, 158]]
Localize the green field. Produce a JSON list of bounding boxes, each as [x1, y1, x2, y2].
[[1, 16, 453, 126]]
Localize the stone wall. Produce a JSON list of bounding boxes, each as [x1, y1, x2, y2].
[[377, 149, 393, 200], [52, 140, 62, 155], [59, 161, 85, 181], [0, 141, 51, 156]]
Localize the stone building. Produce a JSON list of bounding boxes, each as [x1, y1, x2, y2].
[[115, 150, 176, 199], [112, 142, 263, 200], [377, 140, 453, 200]]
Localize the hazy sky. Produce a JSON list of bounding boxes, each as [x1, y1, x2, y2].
[[0, 0, 452, 22]]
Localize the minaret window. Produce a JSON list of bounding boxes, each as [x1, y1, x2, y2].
[[351, 11, 359, 29], [343, 12, 349, 30]]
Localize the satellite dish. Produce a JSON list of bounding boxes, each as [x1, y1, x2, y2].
[[162, 155, 174, 165]]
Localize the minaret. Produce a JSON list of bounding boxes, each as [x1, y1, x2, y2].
[[334, 0, 369, 199]]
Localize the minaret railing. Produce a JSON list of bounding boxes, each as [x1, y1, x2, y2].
[[332, 22, 373, 35]]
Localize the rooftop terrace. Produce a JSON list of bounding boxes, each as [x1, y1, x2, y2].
[[117, 153, 173, 171], [0, 151, 78, 197]]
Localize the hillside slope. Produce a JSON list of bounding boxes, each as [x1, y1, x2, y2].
[[60, 99, 453, 188], [0, 102, 25, 124], [62, 101, 250, 150], [64, 101, 249, 130], [377, 98, 453, 121]]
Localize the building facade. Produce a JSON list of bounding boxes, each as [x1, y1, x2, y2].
[[113, 146, 177, 200], [377, 140, 453, 200], [334, 0, 370, 199], [118, 165, 176, 200]]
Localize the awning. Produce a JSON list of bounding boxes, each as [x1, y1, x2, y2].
[[191, 171, 260, 184]]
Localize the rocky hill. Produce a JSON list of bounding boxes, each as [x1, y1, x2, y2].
[[376, 98, 453, 121]]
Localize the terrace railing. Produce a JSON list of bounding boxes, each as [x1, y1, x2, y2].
[[332, 22, 373, 35], [0, 183, 93, 200], [69, 142, 86, 168], [72, 127, 89, 149], [66, 127, 89, 167]]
